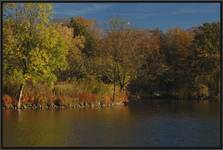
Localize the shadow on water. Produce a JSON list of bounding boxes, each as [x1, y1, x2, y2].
[[128, 99, 220, 117]]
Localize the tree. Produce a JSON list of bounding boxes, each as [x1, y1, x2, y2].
[[160, 28, 194, 97], [130, 29, 168, 96], [3, 3, 68, 108], [192, 22, 220, 98], [99, 17, 140, 101], [68, 16, 99, 57], [54, 24, 85, 80], [68, 16, 101, 80]]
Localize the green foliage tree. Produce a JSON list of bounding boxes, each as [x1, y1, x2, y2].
[[54, 24, 86, 81], [67, 16, 101, 80], [3, 3, 68, 108], [69, 16, 98, 57], [192, 22, 220, 98]]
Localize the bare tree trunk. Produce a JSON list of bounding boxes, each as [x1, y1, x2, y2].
[[18, 84, 24, 109]]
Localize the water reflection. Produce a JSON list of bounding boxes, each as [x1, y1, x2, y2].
[[3, 100, 220, 147]]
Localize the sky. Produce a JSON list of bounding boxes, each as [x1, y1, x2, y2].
[[53, 3, 220, 30]]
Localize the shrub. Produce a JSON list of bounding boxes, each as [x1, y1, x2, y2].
[[3, 79, 125, 109], [3, 95, 13, 107]]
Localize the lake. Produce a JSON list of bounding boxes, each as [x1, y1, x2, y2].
[[2, 100, 220, 147]]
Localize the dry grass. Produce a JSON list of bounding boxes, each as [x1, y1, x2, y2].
[[3, 80, 128, 108]]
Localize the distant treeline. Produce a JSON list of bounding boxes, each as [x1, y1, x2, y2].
[[3, 4, 220, 109]]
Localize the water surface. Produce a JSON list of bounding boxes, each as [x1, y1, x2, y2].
[[3, 100, 220, 147]]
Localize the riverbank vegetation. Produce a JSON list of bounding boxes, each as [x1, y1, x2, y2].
[[2, 3, 220, 109]]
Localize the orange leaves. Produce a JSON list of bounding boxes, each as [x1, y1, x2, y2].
[[78, 92, 97, 102], [3, 95, 13, 106], [73, 16, 96, 29], [3, 95, 18, 107]]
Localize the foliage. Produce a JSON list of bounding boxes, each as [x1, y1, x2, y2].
[[3, 80, 125, 108], [3, 3, 68, 88], [192, 22, 220, 97], [69, 16, 98, 57], [99, 17, 141, 100], [2, 3, 220, 107], [128, 24, 220, 99], [54, 24, 86, 80]]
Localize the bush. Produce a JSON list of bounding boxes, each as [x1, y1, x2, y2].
[[3, 95, 13, 107], [2, 79, 125, 109]]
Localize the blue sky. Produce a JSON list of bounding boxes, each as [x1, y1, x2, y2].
[[53, 3, 220, 30]]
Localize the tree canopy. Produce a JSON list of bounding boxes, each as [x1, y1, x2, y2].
[[3, 3, 221, 108]]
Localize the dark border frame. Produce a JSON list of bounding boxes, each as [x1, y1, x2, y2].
[[0, 0, 222, 149]]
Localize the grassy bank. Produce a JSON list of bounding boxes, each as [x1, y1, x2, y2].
[[3, 80, 128, 110]]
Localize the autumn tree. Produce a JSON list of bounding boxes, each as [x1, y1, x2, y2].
[[3, 3, 68, 108], [192, 22, 220, 98], [129, 29, 168, 96], [99, 17, 140, 101], [67, 16, 101, 80], [68, 16, 99, 57], [158, 28, 194, 97], [54, 24, 86, 80]]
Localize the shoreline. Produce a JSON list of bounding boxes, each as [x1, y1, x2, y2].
[[2, 101, 128, 110], [3, 94, 219, 111]]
